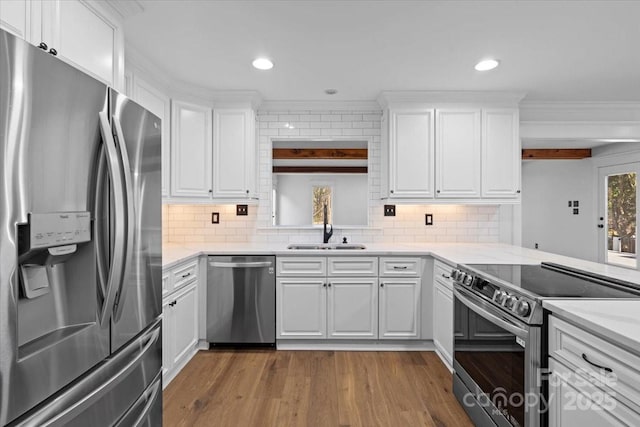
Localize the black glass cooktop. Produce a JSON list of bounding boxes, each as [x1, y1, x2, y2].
[[466, 262, 640, 298]]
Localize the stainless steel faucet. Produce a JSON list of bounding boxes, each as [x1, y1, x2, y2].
[[323, 203, 333, 243]]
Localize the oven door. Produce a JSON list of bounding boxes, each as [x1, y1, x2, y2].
[[453, 284, 542, 427]]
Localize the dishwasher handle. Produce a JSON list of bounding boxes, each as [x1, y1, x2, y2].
[[209, 261, 273, 268]]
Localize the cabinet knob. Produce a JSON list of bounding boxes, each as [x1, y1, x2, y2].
[[597, 224, 604, 228], [380, 283, 384, 288], [516, 190, 521, 194], [323, 283, 327, 288], [208, 189, 213, 193], [38, 42, 48, 50], [49, 48, 57, 56], [390, 190, 394, 194], [436, 190, 440, 194], [246, 190, 249, 194], [327, 283, 332, 287]]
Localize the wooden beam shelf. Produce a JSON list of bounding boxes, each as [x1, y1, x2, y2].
[[521, 149, 592, 160], [272, 166, 368, 174], [272, 148, 368, 160]]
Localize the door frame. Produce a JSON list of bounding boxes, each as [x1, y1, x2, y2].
[[597, 162, 640, 269]]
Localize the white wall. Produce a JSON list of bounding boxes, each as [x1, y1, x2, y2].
[[521, 159, 598, 261], [275, 174, 368, 226]]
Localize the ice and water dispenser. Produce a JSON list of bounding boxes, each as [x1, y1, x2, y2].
[[17, 212, 96, 353]]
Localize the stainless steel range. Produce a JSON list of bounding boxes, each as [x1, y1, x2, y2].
[[451, 262, 640, 427]]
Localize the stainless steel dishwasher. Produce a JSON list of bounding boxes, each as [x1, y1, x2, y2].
[[207, 256, 276, 346]]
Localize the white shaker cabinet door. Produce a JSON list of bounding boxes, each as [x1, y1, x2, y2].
[[481, 108, 520, 198], [388, 110, 435, 198], [433, 280, 453, 366], [171, 100, 213, 198], [327, 278, 378, 339], [170, 283, 198, 369], [435, 109, 481, 198], [277, 278, 327, 339], [379, 278, 421, 339], [213, 109, 256, 199], [0, 0, 31, 41], [43, 0, 123, 88]]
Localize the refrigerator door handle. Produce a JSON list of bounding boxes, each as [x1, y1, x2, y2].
[[94, 145, 109, 301], [16, 323, 161, 427], [97, 111, 128, 328], [110, 115, 136, 322]]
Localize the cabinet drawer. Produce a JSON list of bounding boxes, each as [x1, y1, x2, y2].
[[171, 259, 198, 291], [549, 315, 640, 411], [434, 260, 454, 283], [276, 257, 327, 277], [327, 257, 378, 277], [379, 257, 421, 277]]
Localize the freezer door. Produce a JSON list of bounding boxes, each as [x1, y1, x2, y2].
[[0, 29, 111, 425], [10, 321, 162, 427], [108, 90, 163, 352]]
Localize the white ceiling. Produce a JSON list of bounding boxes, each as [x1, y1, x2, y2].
[[124, 0, 640, 102]]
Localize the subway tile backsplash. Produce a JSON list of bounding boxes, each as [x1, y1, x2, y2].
[[163, 108, 502, 245]]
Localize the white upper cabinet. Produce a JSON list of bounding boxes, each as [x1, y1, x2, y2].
[[1, 1, 124, 89], [171, 100, 213, 198], [212, 109, 256, 199], [131, 76, 171, 197], [387, 110, 435, 198], [435, 109, 482, 198], [0, 0, 31, 41], [481, 108, 521, 197]]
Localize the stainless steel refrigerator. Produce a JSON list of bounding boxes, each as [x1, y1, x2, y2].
[[0, 29, 162, 426]]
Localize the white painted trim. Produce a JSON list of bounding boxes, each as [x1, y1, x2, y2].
[[377, 91, 527, 108], [276, 339, 435, 351], [434, 348, 453, 373], [520, 121, 640, 141], [380, 198, 521, 205], [102, 0, 144, 18], [260, 100, 380, 112], [520, 101, 640, 122]]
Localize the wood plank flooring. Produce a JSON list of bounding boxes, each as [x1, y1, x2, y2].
[[163, 350, 473, 427]]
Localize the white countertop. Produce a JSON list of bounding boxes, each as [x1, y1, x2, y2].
[[543, 299, 640, 354], [163, 241, 640, 354], [162, 242, 640, 286]]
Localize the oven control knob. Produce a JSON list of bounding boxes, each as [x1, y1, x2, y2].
[[504, 295, 518, 309], [494, 290, 507, 304], [463, 274, 473, 286], [452, 269, 461, 281], [515, 300, 531, 317]]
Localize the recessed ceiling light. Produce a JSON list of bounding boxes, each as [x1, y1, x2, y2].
[[325, 89, 338, 95], [474, 59, 500, 71], [252, 58, 274, 70]]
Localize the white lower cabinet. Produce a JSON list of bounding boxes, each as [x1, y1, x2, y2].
[[433, 279, 453, 365], [277, 278, 327, 339], [276, 256, 422, 341], [162, 259, 200, 388], [327, 278, 378, 339], [549, 358, 640, 427], [378, 278, 421, 339]]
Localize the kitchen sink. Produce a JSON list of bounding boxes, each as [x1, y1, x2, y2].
[[287, 243, 366, 250]]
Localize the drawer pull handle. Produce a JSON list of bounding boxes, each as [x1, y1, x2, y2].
[[582, 353, 613, 373], [181, 272, 191, 278], [441, 273, 451, 279], [393, 266, 408, 270]]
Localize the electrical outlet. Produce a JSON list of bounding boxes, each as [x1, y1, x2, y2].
[[573, 200, 579, 207], [568, 200, 572, 207], [211, 212, 220, 224], [384, 205, 396, 217], [573, 208, 579, 215], [236, 204, 248, 216], [425, 213, 433, 226]]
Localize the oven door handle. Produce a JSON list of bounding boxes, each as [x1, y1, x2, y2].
[[454, 287, 529, 339]]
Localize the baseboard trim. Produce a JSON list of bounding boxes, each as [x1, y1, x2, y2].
[[434, 347, 454, 373], [276, 340, 436, 351]]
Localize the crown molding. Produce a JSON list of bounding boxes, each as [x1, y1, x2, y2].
[[102, 0, 144, 19], [259, 100, 381, 112], [376, 90, 527, 108]]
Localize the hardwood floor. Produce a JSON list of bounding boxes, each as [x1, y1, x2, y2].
[[163, 350, 473, 427]]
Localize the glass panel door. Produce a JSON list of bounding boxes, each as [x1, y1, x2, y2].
[[598, 164, 640, 269]]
